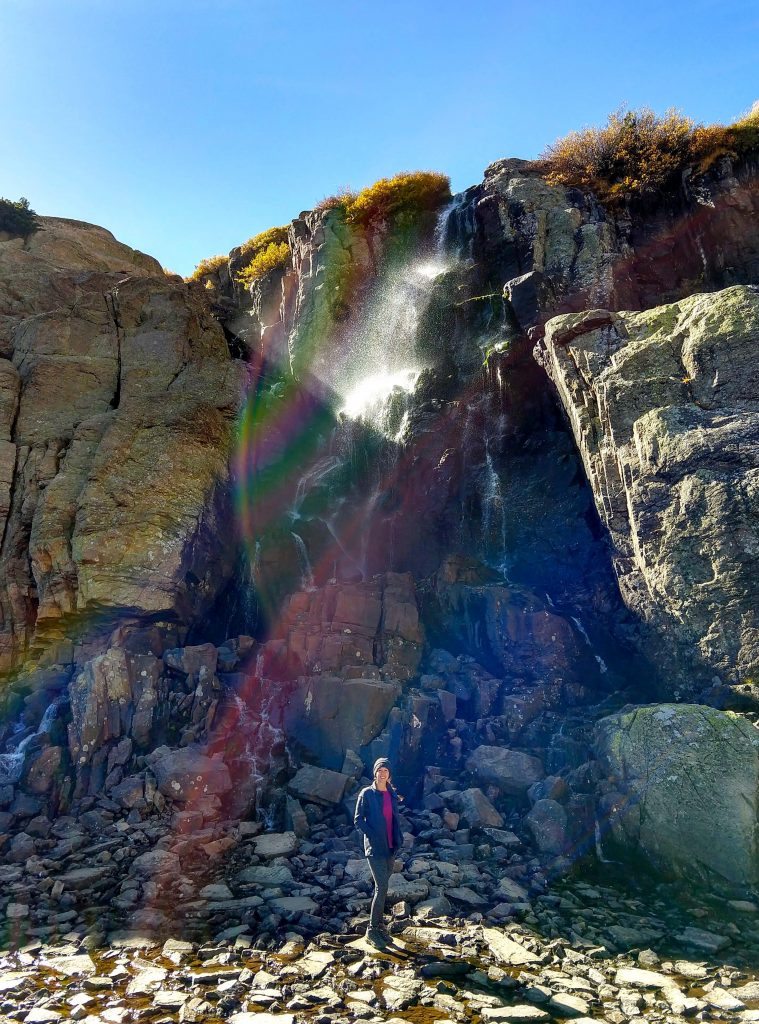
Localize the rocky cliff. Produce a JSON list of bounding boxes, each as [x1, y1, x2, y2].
[[1, 140, 759, 942], [0, 218, 249, 672]]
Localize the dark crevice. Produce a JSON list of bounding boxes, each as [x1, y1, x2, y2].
[[221, 322, 252, 361], [104, 290, 122, 410]]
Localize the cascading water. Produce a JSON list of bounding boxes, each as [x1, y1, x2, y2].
[[291, 531, 315, 591], [0, 696, 64, 784], [571, 616, 609, 674], [483, 435, 507, 568], [286, 199, 465, 582]]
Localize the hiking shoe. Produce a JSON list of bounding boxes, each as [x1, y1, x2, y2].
[[365, 927, 388, 947]]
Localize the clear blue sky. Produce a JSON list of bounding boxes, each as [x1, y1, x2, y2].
[[2, 0, 757, 276]]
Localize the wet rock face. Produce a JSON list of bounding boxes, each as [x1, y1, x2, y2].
[[596, 703, 759, 888], [543, 286, 759, 695], [0, 217, 248, 670], [270, 572, 423, 680]]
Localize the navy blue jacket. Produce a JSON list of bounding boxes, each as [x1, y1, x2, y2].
[[354, 783, 403, 857]]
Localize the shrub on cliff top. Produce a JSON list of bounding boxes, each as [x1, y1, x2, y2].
[[0, 196, 39, 237], [236, 241, 291, 287], [236, 226, 291, 287], [346, 171, 451, 227], [238, 225, 289, 261], [541, 107, 693, 200], [187, 253, 227, 283], [541, 104, 759, 202]]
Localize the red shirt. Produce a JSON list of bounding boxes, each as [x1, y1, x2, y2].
[[382, 789, 394, 849]]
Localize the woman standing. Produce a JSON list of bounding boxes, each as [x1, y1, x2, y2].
[[353, 757, 403, 947]]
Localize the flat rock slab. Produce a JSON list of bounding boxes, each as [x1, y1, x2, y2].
[[615, 967, 680, 989], [675, 926, 730, 952], [388, 873, 429, 903], [131, 849, 181, 878], [267, 896, 318, 915], [287, 764, 350, 805], [297, 950, 335, 978], [58, 866, 112, 890], [481, 927, 540, 966], [347, 936, 411, 959], [0, 972, 32, 992], [237, 864, 294, 886], [39, 954, 97, 976], [447, 886, 488, 906], [252, 831, 298, 858], [480, 1006, 550, 1022], [548, 992, 591, 1017], [230, 1015, 295, 1024], [126, 967, 168, 995], [153, 990, 189, 1008], [24, 1011, 62, 1024]]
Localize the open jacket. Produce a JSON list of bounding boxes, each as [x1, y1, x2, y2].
[[353, 783, 403, 857]]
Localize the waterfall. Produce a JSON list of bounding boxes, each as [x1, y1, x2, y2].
[[333, 199, 459, 439], [291, 531, 315, 591], [0, 696, 64, 784]]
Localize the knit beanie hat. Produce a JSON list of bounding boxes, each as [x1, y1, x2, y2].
[[373, 757, 391, 777]]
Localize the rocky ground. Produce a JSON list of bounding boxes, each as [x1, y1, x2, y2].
[[4, 789, 759, 1024]]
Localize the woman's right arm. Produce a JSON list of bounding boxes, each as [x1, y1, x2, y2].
[[353, 789, 366, 833]]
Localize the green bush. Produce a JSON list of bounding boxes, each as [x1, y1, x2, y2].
[[0, 196, 39, 237]]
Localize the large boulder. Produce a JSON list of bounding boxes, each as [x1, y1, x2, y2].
[[466, 745, 544, 796], [283, 675, 401, 771], [596, 703, 759, 887], [67, 649, 162, 763], [0, 217, 248, 671], [148, 745, 232, 803], [543, 287, 759, 697]]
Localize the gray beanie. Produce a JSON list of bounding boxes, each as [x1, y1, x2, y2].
[[373, 758, 391, 776]]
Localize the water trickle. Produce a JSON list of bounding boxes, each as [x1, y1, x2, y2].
[[571, 616, 609, 674], [0, 696, 64, 783], [290, 454, 341, 521], [291, 531, 315, 591], [229, 687, 285, 821], [482, 435, 507, 570]]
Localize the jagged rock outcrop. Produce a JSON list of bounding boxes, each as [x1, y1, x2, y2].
[[0, 217, 249, 671], [542, 285, 759, 695], [596, 703, 759, 888]]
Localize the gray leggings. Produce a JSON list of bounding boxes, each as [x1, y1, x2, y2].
[[367, 854, 394, 928]]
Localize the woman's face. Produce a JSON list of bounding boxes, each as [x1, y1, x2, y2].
[[375, 767, 390, 785]]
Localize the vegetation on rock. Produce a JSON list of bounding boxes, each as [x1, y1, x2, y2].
[[0, 196, 39, 237], [186, 253, 227, 282], [316, 171, 451, 227], [541, 103, 759, 202], [236, 225, 291, 287]]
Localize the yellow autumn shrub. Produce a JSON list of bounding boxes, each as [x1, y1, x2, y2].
[[541, 104, 759, 202], [186, 253, 227, 283], [542, 107, 693, 200], [346, 171, 451, 227], [236, 240, 291, 286]]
